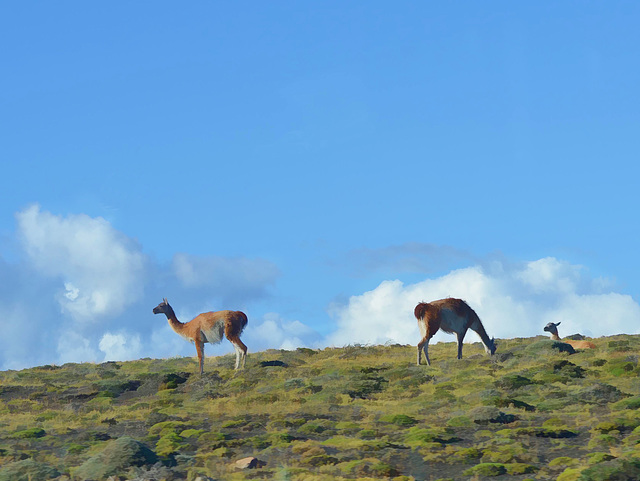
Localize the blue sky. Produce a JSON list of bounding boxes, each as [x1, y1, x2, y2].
[[2, 2, 640, 370]]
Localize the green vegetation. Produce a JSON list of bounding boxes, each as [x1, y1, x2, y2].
[[0, 335, 639, 480]]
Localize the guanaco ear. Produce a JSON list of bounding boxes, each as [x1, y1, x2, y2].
[[555, 321, 561, 326], [163, 297, 168, 304]]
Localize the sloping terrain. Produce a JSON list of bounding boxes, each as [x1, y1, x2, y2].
[[1, 335, 640, 480]]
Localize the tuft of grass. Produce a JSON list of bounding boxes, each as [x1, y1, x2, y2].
[[11, 428, 46, 439]]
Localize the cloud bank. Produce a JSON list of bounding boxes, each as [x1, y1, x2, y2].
[[16, 205, 146, 322], [328, 257, 640, 347]]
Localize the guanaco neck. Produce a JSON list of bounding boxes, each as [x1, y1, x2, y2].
[[162, 305, 186, 333], [472, 321, 493, 350], [549, 331, 561, 341]]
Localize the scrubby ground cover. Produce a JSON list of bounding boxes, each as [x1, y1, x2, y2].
[[1, 335, 640, 480]]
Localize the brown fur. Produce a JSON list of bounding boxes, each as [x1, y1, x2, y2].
[[544, 322, 596, 350], [415, 298, 496, 366], [153, 298, 248, 374]]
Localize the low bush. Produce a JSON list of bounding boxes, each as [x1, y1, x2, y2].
[[463, 462, 507, 476], [74, 436, 158, 480], [0, 459, 60, 481], [506, 463, 538, 474], [578, 458, 640, 480], [383, 414, 418, 426], [11, 428, 46, 439]]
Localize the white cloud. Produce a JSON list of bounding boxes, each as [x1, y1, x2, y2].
[[244, 313, 322, 352], [328, 258, 640, 347], [99, 332, 142, 361], [56, 331, 100, 365], [16, 204, 146, 323]]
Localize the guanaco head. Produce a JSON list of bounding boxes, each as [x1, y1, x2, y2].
[[486, 337, 497, 356], [153, 298, 173, 316], [544, 321, 561, 335]]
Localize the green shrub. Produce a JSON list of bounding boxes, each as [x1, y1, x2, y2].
[[481, 448, 514, 464], [159, 372, 190, 390], [608, 360, 636, 377], [338, 458, 388, 476], [371, 462, 400, 477], [587, 433, 619, 449], [446, 415, 472, 427], [0, 459, 60, 481], [506, 463, 538, 474], [385, 414, 418, 426], [557, 468, 582, 481], [469, 406, 516, 425], [11, 428, 46, 439], [593, 421, 619, 433], [298, 422, 326, 435], [180, 428, 205, 438], [404, 427, 458, 446], [587, 452, 616, 465], [463, 463, 507, 476], [344, 370, 388, 399], [66, 442, 87, 454], [536, 428, 578, 438], [451, 447, 481, 461], [95, 379, 142, 397], [148, 420, 192, 438], [221, 419, 245, 428], [269, 431, 295, 446], [74, 436, 158, 480], [493, 397, 536, 412], [35, 411, 57, 422], [302, 453, 339, 466], [357, 429, 377, 439], [284, 378, 305, 390], [243, 435, 271, 449], [578, 458, 640, 480], [553, 360, 586, 379], [537, 397, 573, 412], [156, 432, 185, 456], [613, 396, 640, 410], [608, 340, 631, 352], [335, 421, 360, 434], [549, 456, 579, 467], [296, 347, 317, 356], [574, 383, 628, 404], [197, 431, 227, 447]]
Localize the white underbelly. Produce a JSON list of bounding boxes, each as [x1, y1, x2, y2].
[[201, 320, 225, 345]]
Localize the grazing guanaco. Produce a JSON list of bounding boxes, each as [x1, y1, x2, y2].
[[414, 298, 496, 366], [543, 321, 596, 350], [153, 298, 248, 374]]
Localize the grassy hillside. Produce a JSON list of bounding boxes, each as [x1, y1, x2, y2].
[[1, 335, 640, 481]]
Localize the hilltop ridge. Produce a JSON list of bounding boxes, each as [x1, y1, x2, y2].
[[1, 334, 640, 480]]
